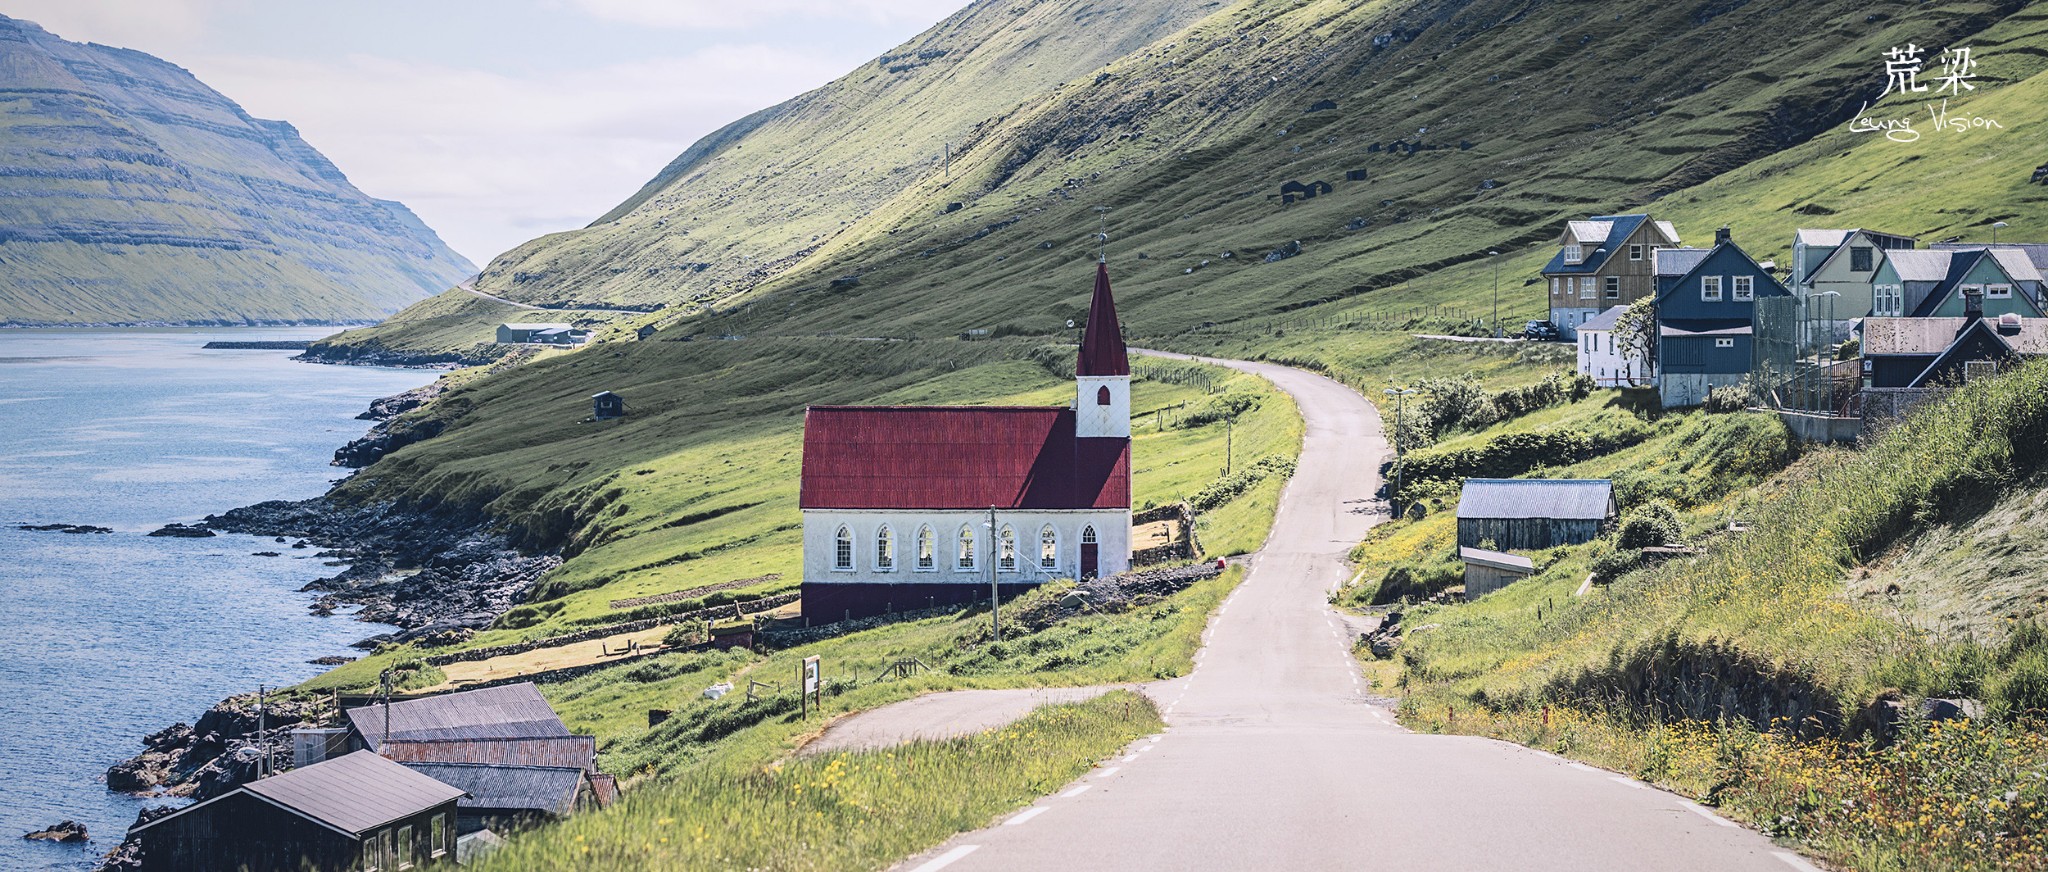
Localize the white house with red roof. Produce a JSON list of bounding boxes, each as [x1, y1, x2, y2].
[[798, 264, 1134, 621]]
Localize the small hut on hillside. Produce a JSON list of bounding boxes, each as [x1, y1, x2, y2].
[[592, 391, 625, 420], [1455, 479, 1615, 550]]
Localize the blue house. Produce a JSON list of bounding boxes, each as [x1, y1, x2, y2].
[[1653, 228, 1792, 408]]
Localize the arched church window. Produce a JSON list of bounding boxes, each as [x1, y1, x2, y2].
[[833, 526, 853, 570], [1082, 525, 1098, 545], [999, 526, 1017, 571], [875, 525, 895, 570], [1097, 385, 1112, 405], [916, 526, 935, 570], [957, 525, 976, 571], [1039, 525, 1058, 569]]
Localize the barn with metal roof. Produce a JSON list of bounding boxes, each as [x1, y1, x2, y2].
[[1456, 479, 1616, 550], [130, 750, 462, 872]]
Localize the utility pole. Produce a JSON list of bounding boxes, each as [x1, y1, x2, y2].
[[379, 668, 393, 751], [986, 506, 1000, 643], [256, 684, 267, 778], [1488, 250, 1502, 338], [944, 143, 951, 180], [1384, 387, 1418, 513], [1225, 417, 1233, 476]]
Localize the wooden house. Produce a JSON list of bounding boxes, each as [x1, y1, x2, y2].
[[1790, 228, 1916, 326], [592, 391, 625, 420], [1652, 229, 1792, 408], [1541, 214, 1682, 338], [1906, 249, 2046, 319], [1460, 546, 1535, 598], [495, 323, 587, 345], [1456, 479, 1615, 550], [335, 683, 576, 757], [636, 324, 658, 341], [129, 750, 462, 872], [1862, 314, 2048, 388]]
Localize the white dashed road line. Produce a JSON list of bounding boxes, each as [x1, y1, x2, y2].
[[909, 845, 980, 872], [1609, 776, 1646, 790], [1005, 807, 1049, 827], [1094, 767, 1120, 778], [1062, 784, 1092, 798]]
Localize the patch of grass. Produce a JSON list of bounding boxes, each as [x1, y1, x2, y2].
[[471, 690, 1161, 872]]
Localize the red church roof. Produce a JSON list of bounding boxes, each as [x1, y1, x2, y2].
[[1077, 262, 1129, 377], [800, 406, 1130, 510]]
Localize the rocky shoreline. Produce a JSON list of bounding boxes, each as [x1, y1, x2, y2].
[[95, 384, 552, 867]]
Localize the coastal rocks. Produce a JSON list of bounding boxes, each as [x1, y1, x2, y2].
[[146, 523, 214, 538], [23, 820, 88, 842], [308, 654, 355, 666], [204, 498, 558, 631], [331, 417, 445, 468], [356, 381, 447, 422], [107, 694, 320, 800], [18, 523, 113, 534]]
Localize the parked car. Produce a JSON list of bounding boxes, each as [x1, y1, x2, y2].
[[1523, 320, 1561, 341]]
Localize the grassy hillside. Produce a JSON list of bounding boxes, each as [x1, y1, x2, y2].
[[0, 14, 473, 325]]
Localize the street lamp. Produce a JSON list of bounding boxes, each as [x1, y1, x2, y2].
[[984, 507, 1000, 642], [1488, 250, 1502, 338], [1384, 387, 1418, 513], [1993, 221, 2010, 245]]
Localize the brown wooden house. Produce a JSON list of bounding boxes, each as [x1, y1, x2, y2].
[[1456, 479, 1616, 550], [1542, 214, 1682, 338], [129, 750, 463, 872]]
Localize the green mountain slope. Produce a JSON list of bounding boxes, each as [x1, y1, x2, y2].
[[0, 14, 475, 325], [338, 0, 2040, 358]]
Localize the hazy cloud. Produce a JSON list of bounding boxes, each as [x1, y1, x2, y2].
[[568, 0, 963, 30]]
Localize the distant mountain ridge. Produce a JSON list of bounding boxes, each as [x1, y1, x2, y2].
[[0, 14, 474, 325]]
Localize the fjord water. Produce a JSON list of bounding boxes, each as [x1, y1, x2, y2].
[[0, 329, 427, 870]]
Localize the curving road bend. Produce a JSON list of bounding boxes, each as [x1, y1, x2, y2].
[[897, 353, 1805, 872]]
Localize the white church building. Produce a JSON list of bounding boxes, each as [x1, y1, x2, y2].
[[798, 263, 1134, 621]]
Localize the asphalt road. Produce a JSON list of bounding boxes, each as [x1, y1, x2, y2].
[[897, 353, 1807, 872]]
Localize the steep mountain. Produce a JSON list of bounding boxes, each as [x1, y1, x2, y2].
[[339, 0, 2042, 359], [0, 14, 474, 325]]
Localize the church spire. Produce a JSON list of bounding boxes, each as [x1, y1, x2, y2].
[[1077, 262, 1128, 377]]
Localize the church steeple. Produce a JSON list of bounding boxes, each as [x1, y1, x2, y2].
[[1075, 262, 1130, 438]]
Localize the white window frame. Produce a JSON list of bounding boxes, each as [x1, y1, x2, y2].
[[1550, 277, 1561, 295], [1580, 277, 1597, 300], [1989, 283, 2013, 299], [1604, 276, 1621, 298], [1630, 243, 1644, 261], [1039, 526, 1058, 570], [1965, 360, 1998, 381], [1715, 337, 1736, 349], [832, 526, 854, 571], [956, 525, 976, 572], [875, 525, 895, 571], [915, 526, 936, 571], [1732, 276, 1754, 301], [1874, 284, 1902, 316], [998, 526, 1017, 572], [1563, 244, 1583, 263], [1701, 275, 1724, 302]]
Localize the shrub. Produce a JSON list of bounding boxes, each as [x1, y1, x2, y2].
[[1616, 500, 1682, 549], [1702, 384, 1749, 414], [1177, 391, 1258, 429], [1190, 455, 1296, 512], [1372, 559, 1463, 604]]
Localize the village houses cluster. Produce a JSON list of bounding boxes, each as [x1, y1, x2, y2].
[[1552, 214, 2047, 411]]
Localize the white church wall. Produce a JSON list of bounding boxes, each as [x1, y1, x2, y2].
[[802, 508, 1131, 585]]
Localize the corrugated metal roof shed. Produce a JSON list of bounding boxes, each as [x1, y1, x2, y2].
[[1862, 317, 1969, 355], [135, 751, 464, 837], [379, 736, 597, 772], [1457, 479, 1614, 521], [346, 683, 571, 750], [399, 763, 585, 817], [1795, 229, 1852, 248], [800, 406, 1130, 510]]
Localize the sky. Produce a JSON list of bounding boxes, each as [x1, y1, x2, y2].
[[4, 0, 966, 266]]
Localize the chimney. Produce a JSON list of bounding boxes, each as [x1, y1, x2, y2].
[[1963, 287, 1985, 322], [1714, 226, 1732, 246]]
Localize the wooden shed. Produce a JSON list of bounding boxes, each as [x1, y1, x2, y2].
[[129, 750, 462, 872], [1460, 546, 1536, 598], [592, 391, 625, 420], [1456, 479, 1615, 550]]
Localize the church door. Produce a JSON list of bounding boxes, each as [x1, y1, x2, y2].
[[1079, 525, 1099, 578]]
